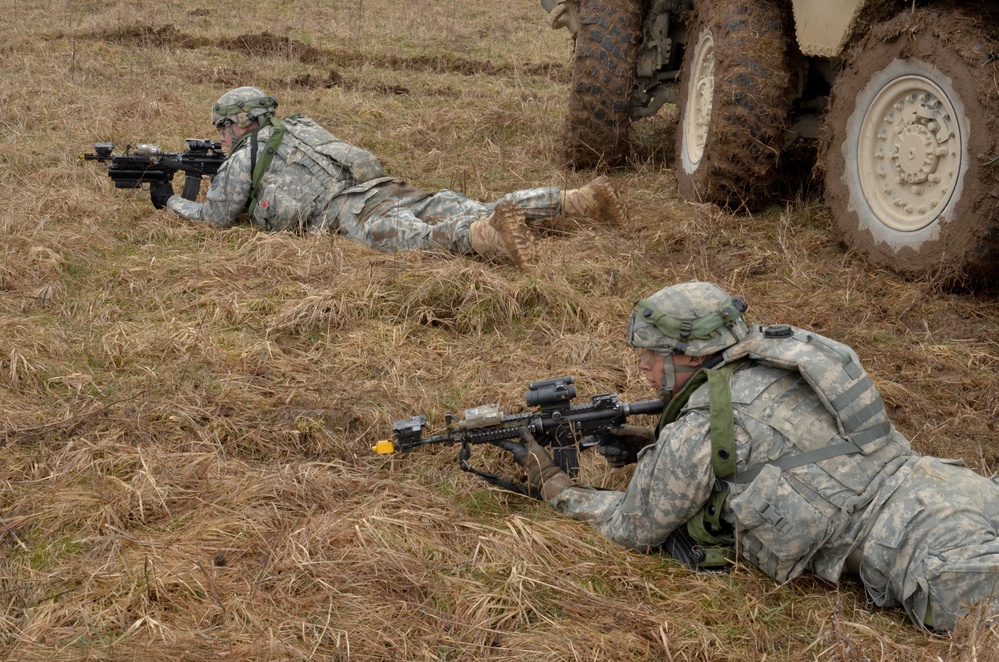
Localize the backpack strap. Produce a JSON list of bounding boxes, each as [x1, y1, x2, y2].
[[683, 362, 741, 567], [246, 116, 289, 217], [655, 358, 741, 569]]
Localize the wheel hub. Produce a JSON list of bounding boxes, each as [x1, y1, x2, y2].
[[857, 75, 961, 232], [892, 124, 938, 183]]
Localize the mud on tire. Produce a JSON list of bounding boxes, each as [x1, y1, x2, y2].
[[563, 0, 641, 169], [674, 0, 792, 210], [821, 9, 999, 281]]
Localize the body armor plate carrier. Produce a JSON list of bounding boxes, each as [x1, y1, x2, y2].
[[660, 325, 903, 580]]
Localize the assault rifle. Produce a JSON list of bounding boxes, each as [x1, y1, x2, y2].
[[372, 376, 664, 496], [80, 139, 227, 201]]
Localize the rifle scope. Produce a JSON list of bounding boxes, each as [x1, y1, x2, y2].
[[524, 375, 576, 409]]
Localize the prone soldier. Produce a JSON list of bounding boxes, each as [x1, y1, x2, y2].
[[152, 86, 628, 269], [498, 280, 999, 631]]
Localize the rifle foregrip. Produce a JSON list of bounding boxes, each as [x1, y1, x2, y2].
[[552, 446, 579, 479]]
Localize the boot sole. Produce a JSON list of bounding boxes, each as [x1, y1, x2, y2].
[[489, 202, 536, 269], [591, 176, 628, 227]]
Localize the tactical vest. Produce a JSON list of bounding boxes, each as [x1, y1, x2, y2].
[[243, 115, 391, 232], [661, 324, 911, 582]]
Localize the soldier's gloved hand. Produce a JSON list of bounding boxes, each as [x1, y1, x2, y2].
[[495, 429, 572, 501], [150, 180, 174, 210], [596, 425, 655, 468]]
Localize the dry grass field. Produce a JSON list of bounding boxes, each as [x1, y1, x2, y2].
[[2, 0, 999, 659]]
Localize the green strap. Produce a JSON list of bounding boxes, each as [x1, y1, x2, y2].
[[656, 368, 708, 433], [247, 116, 288, 216], [685, 363, 740, 551], [655, 361, 742, 566], [706, 366, 737, 479], [657, 363, 739, 477], [686, 488, 732, 543]]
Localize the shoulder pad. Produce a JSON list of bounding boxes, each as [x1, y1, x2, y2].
[[722, 325, 888, 445]]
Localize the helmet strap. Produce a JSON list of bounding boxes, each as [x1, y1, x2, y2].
[[658, 351, 676, 401], [660, 354, 706, 400]]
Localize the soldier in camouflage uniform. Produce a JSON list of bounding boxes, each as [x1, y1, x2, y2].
[[500, 281, 999, 631], [150, 87, 627, 268]]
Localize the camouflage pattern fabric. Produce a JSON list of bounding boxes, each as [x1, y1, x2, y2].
[[167, 115, 562, 251], [551, 361, 913, 577], [627, 280, 749, 356], [167, 135, 261, 228], [860, 456, 999, 630], [330, 182, 560, 253], [548, 350, 999, 629]]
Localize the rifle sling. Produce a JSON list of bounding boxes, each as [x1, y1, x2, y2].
[[458, 443, 541, 500]]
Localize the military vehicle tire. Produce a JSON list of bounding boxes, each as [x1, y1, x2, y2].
[[822, 9, 999, 280], [674, 0, 792, 210], [563, 0, 641, 169]]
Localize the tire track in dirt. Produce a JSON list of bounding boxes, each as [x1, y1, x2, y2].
[[65, 24, 567, 93]]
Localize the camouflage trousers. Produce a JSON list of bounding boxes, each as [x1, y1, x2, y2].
[[336, 182, 561, 253], [860, 457, 999, 630]]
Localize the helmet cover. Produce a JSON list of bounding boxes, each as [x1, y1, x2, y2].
[[212, 86, 278, 128], [627, 281, 749, 357]]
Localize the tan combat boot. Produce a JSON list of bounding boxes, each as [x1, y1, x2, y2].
[[560, 175, 628, 227], [468, 201, 537, 269]]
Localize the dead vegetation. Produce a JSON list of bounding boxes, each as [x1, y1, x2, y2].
[[1, 0, 998, 659]]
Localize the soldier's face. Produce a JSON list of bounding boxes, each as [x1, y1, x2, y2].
[[217, 122, 251, 152], [638, 349, 665, 390], [640, 350, 705, 394]]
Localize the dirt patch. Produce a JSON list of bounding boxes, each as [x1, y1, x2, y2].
[[205, 64, 337, 89], [69, 24, 568, 82], [222, 32, 339, 65], [289, 69, 345, 90], [208, 64, 411, 95]]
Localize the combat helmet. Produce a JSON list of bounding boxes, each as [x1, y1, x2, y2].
[[628, 281, 748, 397], [212, 86, 278, 129]]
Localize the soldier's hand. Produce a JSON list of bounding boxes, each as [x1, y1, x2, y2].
[[150, 180, 174, 210], [494, 428, 543, 467], [494, 429, 571, 500], [596, 425, 655, 468]]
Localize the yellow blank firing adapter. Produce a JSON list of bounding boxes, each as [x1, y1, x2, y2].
[[371, 439, 396, 454]]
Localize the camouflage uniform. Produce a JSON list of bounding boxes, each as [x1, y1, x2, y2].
[[543, 281, 999, 631], [167, 115, 561, 253], [860, 457, 999, 629]]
